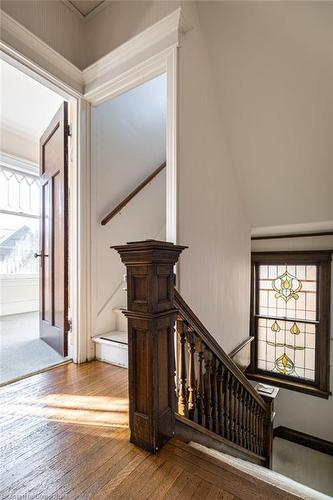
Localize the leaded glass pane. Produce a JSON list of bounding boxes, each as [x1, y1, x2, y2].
[[256, 264, 318, 383], [258, 264, 317, 321]]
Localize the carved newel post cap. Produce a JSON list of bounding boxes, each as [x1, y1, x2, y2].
[[112, 239, 188, 264]]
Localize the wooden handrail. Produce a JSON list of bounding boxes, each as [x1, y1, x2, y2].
[[101, 162, 166, 226], [174, 290, 267, 411]]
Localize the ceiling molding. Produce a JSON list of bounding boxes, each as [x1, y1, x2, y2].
[[64, 1, 108, 22], [0, 8, 186, 100], [0, 10, 84, 92], [251, 221, 333, 238], [82, 8, 185, 98]]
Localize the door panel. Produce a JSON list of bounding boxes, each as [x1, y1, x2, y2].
[[39, 102, 69, 356]]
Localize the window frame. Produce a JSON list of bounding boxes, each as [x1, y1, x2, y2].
[[247, 251, 332, 399]]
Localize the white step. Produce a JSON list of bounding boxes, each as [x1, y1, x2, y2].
[[113, 307, 127, 332], [93, 330, 128, 368]]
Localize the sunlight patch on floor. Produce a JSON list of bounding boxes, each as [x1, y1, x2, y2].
[[0, 393, 129, 428]]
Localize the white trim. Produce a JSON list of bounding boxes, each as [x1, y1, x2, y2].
[[0, 11, 83, 93], [251, 221, 333, 238], [0, 51, 88, 365], [74, 98, 94, 362], [0, 151, 38, 175], [82, 8, 184, 100], [166, 48, 178, 245]]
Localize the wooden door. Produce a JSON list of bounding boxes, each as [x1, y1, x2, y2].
[[38, 102, 69, 356]]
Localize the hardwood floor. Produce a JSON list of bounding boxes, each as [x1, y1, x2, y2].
[[0, 361, 297, 499]]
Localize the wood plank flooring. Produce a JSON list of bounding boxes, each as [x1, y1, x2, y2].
[[0, 361, 297, 499]]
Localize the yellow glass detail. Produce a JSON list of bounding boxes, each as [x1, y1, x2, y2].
[[272, 270, 302, 302], [271, 320, 281, 333], [275, 353, 295, 375], [290, 322, 300, 335]]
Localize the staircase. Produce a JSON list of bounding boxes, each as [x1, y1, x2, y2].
[[111, 239, 277, 471]]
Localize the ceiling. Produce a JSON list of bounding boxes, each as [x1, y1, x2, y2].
[[67, 1, 105, 18], [0, 60, 64, 140]]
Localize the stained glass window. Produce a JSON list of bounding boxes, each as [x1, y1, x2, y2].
[[256, 263, 317, 382], [250, 252, 331, 397]]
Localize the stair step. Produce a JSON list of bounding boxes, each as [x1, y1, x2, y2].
[[93, 330, 128, 346], [93, 330, 128, 368], [113, 307, 127, 332]]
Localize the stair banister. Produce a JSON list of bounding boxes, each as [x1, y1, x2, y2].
[[113, 239, 274, 467]]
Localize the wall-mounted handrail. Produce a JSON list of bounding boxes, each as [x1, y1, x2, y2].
[[101, 162, 166, 226]]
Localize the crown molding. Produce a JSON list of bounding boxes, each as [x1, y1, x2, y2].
[[0, 8, 186, 99], [251, 221, 333, 238], [82, 8, 185, 98], [63, 1, 108, 22], [0, 10, 83, 92]]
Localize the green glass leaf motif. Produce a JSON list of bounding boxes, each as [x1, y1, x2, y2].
[[272, 270, 302, 302], [266, 341, 305, 351]]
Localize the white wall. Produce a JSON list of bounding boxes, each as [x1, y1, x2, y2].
[[0, 127, 38, 164], [197, 1, 333, 229], [85, 1, 252, 353], [91, 75, 166, 337], [177, 2, 251, 354], [252, 235, 333, 442]]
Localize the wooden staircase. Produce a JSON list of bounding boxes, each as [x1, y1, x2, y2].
[[113, 239, 274, 468], [174, 289, 273, 467]]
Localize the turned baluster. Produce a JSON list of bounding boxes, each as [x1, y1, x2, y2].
[[233, 380, 239, 444], [238, 386, 244, 448], [217, 363, 224, 436], [177, 316, 187, 416], [253, 403, 258, 454], [255, 404, 260, 455], [250, 398, 256, 452], [229, 376, 235, 443], [245, 391, 250, 451], [224, 370, 231, 440], [259, 406, 265, 456], [211, 358, 218, 433], [186, 326, 196, 421], [196, 339, 205, 426], [204, 349, 212, 430]]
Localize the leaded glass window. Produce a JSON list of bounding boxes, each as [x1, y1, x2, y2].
[[257, 264, 316, 381], [249, 252, 331, 398]]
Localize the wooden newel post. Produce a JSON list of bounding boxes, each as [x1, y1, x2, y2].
[[113, 239, 187, 453]]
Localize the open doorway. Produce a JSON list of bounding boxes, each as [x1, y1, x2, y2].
[[0, 59, 72, 384], [90, 73, 167, 366]]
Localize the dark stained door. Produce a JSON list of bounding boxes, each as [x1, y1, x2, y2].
[[38, 102, 69, 356]]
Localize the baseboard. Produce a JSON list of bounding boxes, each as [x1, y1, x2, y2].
[[274, 426, 333, 456]]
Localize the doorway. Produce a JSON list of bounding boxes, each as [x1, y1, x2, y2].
[[0, 59, 72, 384], [90, 74, 167, 365]]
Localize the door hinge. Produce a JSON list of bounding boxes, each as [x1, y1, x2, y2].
[[66, 124, 72, 136]]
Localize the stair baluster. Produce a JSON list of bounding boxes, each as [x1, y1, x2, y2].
[[186, 326, 196, 421]]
